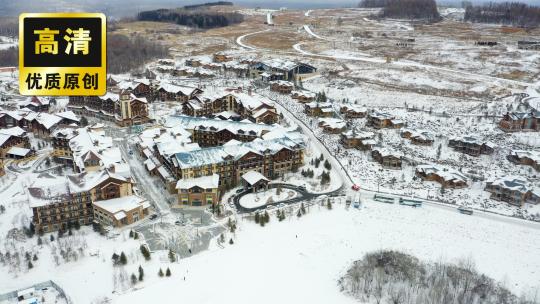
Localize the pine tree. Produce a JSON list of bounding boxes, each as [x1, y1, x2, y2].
[[168, 249, 176, 263], [301, 203, 306, 214], [129, 230, 134, 238], [324, 160, 332, 170], [140, 245, 151, 261], [32, 254, 38, 261], [327, 200, 333, 210], [297, 209, 302, 217], [134, 232, 139, 239], [229, 238, 234, 245], [254, 212, 260, 223], [138, 265, 144, 281], [112, 253, 120, 265], [264, 211, 270, 223], [120, 252, 127, 265], [166, 268, 171, 277], [50, 234, 55, 242], [131, 273, 137, 285], [158, 268, 164, 277], [28, 261, 33, 269], [37, 237, 42, 246]]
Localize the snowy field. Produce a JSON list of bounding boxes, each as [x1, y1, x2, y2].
[[114, 200, 540, 304]]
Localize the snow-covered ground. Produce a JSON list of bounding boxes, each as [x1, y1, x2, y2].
[[239, 188, 298, 209], [114, 200, 540, 304]]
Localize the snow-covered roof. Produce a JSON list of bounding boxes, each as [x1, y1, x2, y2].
[[341, 130, 374, 140], [487, 176, 531, 193], [319, 118, 346, 129], [176, 173, 220, 190], [166, 115, 279, 137], [174, 135, 305, 169], [510, 150, 540, 163], [28, 170, 128, 207], [372, 146, 403, 158], [241, 170, 269, 186], [158, 82, 199, 96], [0, 126, 25, 137], [369, 111, 394, 120], [35, 113, 62, 129], [416, 164, 467, 183], [401, 128, 434, 141], [270, 80, 294, 87], [7, 146, 31, 157], [54, 110, 80, 122], [93, 195, 148, 215], [341, 104, 368, 113]]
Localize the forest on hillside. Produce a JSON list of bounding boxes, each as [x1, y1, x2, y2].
[[107, 34, 168, 74], [464, 2, 540, 28], [137, 4, 243, 29], [380, 0, 441, 21]]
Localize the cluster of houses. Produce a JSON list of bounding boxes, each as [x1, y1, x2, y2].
[[182, 88, 279, 125]]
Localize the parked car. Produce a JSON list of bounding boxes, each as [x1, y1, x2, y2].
[[457, 206, 473, 215], [149, 214, 158, 220], [236, 188, 244, 194], [352, 184, 360, 191]]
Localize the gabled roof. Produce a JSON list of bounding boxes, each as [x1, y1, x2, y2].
[[241, 170, 269, 186], [176, 173, 220, 190]]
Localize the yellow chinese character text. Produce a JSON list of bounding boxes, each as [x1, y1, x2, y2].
[[64, 28, 91, 55], [34, 28, 60, 54]]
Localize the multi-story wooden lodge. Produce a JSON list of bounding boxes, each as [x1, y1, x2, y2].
[[30, 170, 149, 232], [171, 135, 305, 189], [340, 130, 376, 151], [485, 176, 540, 207], [415, 165, 467, 188], [367, 111, 404, 129], [499, 110, 539, 132], [507, 150, 540, 171], [448, 136, 494, 156], [371, 147, 403, 169]]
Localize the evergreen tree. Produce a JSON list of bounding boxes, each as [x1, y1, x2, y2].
[[166, 268, 171, 277], [254, 212, 260, 224], [263, 211, 270, 224], [168, 249, 176, 263], [158, 268, 164, 277], [327, 200, 333, 210], [50, 234, 55, 242], [131, 273, 137, 285], [120, 252, 128, 265], [324, 160, 332, 170], [138, 265, 144, 281], [37, 237, 42, 246], [229, 238, 234, 245], [74, 221, 80, 230], [297, 209, 302, 217], [301, 203, 306, 214], [33, 254, 38, 261], [28, 261, 33, 269], [129, 230, 134, 238], [140, 245, 151, 261], [134, 232, 139, 239], [112, 253, 120, 265]]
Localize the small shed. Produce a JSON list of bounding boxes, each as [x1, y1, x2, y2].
[[241, 170, 269, 192]]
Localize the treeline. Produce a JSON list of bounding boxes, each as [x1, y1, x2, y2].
[[184, 1, 233, 10], [340, 250, 538, 304], [107, 34, 168, 74], [0, 47, 17, 67], [0, 19, 17, 38], [381, 0, 441, 21], [137, 8, 244, 29], [358, 0, 388, 8], [464, 2, 540, 28]]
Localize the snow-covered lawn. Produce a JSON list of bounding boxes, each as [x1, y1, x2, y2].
[[239, 188, 298, 209], [114, 199, 540, 304]]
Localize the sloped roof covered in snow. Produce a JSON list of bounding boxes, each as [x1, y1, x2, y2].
[[176, 173, 220, 190]]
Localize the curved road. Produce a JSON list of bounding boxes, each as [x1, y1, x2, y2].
[[233, 183, 345, 213]]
